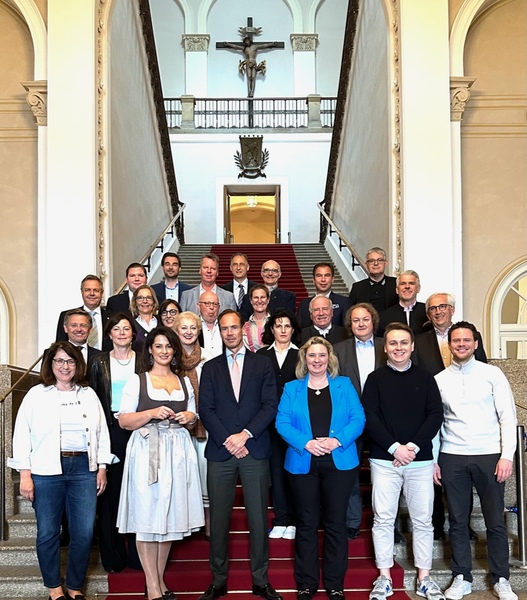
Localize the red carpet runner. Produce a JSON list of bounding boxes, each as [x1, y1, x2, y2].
[[107, 485, 407, 600], [210, 244, 308, 308]]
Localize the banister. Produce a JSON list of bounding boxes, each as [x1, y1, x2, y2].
[[317, 201, 367, 273]]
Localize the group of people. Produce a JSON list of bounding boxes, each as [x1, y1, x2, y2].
[[8, 246, 518, 600]]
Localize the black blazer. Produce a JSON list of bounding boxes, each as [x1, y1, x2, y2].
[[151, 280, 191, 303], [223, 279, 259, 319], [349, 276, 398, 312], [333, 336, 386, 396], [413, 328, 487, 376], [199, 350, 278, 462], [377, 302, 428, 337], [240, 286, 296, 321], [106, 291, 132, 314], [296, 292, 351, 328], [301, 325, 349, 345], [256, 346, 298, 398], [55, 306, 112, 344]]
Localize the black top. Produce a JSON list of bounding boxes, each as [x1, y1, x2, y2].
[[308, 385, 332, 462]]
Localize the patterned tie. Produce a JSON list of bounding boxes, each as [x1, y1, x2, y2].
[[237, 284, 245, 309], [230, 352, 241, 401], [87, 311, 99, 348]]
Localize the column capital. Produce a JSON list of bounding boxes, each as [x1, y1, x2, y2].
[[450, 76, 476, 122], [21, 80, 48, 126], [290, 34, 318, 52], [182, 34, 210, 52]]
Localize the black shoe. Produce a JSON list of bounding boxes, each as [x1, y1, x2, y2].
[[199, 585, 227, 600], [328, 591, 345, 600], [65, 593, 85, 600], [469, 526, 479, 541], [162, 592, 178, 600], [434, 529, 446, 540], [252, 584, 283, 600], [297, 590, 313, 600], [394, 528, 406, 544], [347, 527, 360, 540]]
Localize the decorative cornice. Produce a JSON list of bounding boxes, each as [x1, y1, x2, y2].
[[290, 34, 318, 52], [182, 34, 210, 52], [21, 80, 47, 126], [450, 76, 476, 121]]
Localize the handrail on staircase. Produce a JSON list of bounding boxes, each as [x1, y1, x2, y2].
[[317, 201, 367, 274], [113, 203, 186, 296], [0, 356, 43, 540]]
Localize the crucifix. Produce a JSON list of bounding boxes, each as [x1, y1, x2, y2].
[[216, 17, 285, 99]]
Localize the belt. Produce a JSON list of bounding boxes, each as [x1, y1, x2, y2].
[[61, 451, 87, 457]]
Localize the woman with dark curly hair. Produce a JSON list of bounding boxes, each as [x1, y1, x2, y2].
[[117, 326, 204, 600]]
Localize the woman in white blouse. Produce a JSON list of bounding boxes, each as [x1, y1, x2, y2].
[[9, 341, 112, 600], [117, 326, 204, 600], [130, 284, 159, 354]]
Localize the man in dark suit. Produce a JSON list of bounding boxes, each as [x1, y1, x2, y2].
[[221, 252, 258, 313], [61, 309, 102, 364], [296, 263, 350, 328], [414, 292, 487, 541], [301, 296, 348, 345], [151, 251, 191, 302], [106, 262, 147, 313], [377, 270, 428, 337], [333, 303, 386, 540], [56, 274, 111, 350], [255, 260, 296, 316], [349, 247, 398, 313], [199, 310, 282, 600]]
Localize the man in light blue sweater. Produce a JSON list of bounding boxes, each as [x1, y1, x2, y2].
[[434, 321, 517, 600]]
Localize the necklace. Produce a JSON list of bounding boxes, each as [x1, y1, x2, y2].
[[308, 378, 327, 396], [112, 352, 134, 366]]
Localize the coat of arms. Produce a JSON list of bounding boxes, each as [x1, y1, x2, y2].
[[234, 135, 269, 179]]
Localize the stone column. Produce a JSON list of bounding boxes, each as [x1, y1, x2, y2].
[[182, 34, 210, 97], [290, 34, 318, 96]]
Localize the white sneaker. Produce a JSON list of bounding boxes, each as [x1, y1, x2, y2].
[[417, 576, 445, 600], [369, 576, 393, 600], [269, 526, 287, 538], [493, 578, 518, 600], [444, 575, 472, 600], [283, 525, 296, 539]]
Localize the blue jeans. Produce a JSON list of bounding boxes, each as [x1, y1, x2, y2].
[[32, 454, 97, 590]]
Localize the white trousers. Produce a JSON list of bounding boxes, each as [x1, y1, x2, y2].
[[370, 460, 434, 570]]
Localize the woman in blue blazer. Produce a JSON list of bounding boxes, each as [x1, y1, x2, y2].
[[276, 336, 365, 600]]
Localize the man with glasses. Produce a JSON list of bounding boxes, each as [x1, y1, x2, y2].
[[55, 275, 111, 350], [300, 295, 348, 344], [349, 247, 398, 313], [296, 263, 350, 328], [152, 251, 191, 302], [106, 263, 148, 313], [258, 260, 296, 315], [181, 253, 237, 315], [197, 291, 223, 360], [414, 293, 487, 541]]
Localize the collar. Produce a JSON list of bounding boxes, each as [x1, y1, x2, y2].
[[450, 356, 476, 371], [164, 279, 179, 290], [226, 345, 246, 359], [314, 324, 332, 335], [387, 359, 412, 372], [401, 301, 417, 311], [269, 341, 298, 351], [369, 277, 386, 286], [356, 337, 374, 348]]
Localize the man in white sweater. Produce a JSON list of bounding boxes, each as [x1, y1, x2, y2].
[[434, 321, 517, 600]]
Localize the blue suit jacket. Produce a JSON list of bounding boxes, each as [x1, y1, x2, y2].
[[199, 350, 278, 461], [276, 376, 365, 474], [151, 280, 191, 303]]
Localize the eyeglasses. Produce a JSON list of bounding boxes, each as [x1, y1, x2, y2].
[[428, 303, 451, 313], [53, 358, 76, 366], [136, 295, 153, 302], [199, 301, 220, 308], [366, 259, 386, 265], [262, 268, 279, 274], [161, 309, 178, 317]]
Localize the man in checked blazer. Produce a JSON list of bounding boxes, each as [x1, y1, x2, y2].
[[198, 309, 282, 600]]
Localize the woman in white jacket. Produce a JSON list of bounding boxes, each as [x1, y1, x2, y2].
[[9, 341, 113, 600]]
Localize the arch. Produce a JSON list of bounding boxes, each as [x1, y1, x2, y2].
[[450, 0, 500, 74], [10, 0, 47, 79], [488, 258, 527, 358], [307, 0, 328, 33], [0, 277, 16, 365]]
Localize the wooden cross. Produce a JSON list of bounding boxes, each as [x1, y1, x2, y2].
[[216, 17, 285, 98]]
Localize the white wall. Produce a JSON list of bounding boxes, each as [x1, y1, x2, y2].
[[315, 0, 348, 96], [171, 132, 332, 244]]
